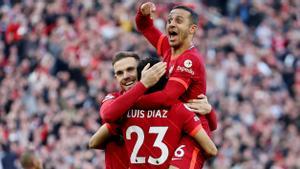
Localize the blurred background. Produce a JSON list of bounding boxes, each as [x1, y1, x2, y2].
[[0, 0, 299, 169]]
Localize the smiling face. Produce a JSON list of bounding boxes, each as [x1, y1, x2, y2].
[[113, 57, 138, 91], [166, 8, 197, 49]]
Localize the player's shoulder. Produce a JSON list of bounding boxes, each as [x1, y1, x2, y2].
[[185, 47, 202, 57], [171, 103, 190, 113], [102, 92, 120, 103], [174, 50, 204, 76], [170, 103, 197, 121], [179, 49, 204, 65]]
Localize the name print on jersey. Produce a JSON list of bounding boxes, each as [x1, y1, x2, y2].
[[127, 109, 168, 118]]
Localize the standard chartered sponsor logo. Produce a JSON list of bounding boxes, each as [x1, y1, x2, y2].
[[176, 65, 194, 75]]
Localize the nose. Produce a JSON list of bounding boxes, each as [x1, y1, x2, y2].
[[169, 20, 176, 27], [122, 71, 131, 79], [169, 24, 175, 29]]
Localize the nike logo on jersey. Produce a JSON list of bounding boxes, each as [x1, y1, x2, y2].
[[169, 65, 174, 74]]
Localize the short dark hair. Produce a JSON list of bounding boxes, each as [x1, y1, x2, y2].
[[112, 51, 140, 66], [137, 57, 167, 94], [172, 5, 199, 25]]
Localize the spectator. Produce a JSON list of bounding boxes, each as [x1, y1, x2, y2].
[[20, 149, 43, 169]]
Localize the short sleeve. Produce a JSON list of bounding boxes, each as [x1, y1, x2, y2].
[[101, 93, 119, 103], [173, 54, 200, 78], [178, 104, 202, 136], [105, 123, 120, 136], [169, 55, 201, 89]]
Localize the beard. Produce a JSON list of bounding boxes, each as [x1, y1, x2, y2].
[[169, 31, 189, 49]]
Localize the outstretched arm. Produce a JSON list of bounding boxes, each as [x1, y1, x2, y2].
[[100, 82, 147, 122], [136, 2, 170, 56], [100, 62, 166, 122], [134, 80, 185, 109]]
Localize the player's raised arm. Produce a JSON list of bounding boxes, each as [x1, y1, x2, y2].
[[140, 2, 156, 18], [136, 2, 170, 56]]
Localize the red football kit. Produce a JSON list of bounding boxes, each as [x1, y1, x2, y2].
[[135, 9, 216, 132], [101, 82, 152, 169], [101, 92, 129, 169], [103, 134, 129, 169], [107, 103, 203, 169], [135, 9, 217, 168]]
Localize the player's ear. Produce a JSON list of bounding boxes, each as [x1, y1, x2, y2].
[[189, 24, 197, 34]]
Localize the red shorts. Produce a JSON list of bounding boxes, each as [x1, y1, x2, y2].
[[169, 136, 206, 169]]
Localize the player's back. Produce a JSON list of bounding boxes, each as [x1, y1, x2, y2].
[[121, 103, 201, 169], [105, 139, 129, 169]]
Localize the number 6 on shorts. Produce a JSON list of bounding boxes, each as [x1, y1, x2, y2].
[[174, 145, 185, 158]]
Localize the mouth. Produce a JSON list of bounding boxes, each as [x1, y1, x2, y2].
[[125, 81, 134, 86], [168, 30, 178, 42], [123, 80, 135, 87]]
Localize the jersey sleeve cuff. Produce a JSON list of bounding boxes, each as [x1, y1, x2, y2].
[[189, 124, 203, 137], [105, 123, 118, 135], [169, 77, 188, 89], [136, 81, 148, 91]]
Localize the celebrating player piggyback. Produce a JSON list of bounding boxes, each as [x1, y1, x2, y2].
[[107, 57, 217, 169], [135, 3, 218, 168]]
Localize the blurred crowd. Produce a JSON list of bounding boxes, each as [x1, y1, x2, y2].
[[0, 0, 299, 169]]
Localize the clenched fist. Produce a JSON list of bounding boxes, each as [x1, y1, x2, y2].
[[140, 2, 156, 18]]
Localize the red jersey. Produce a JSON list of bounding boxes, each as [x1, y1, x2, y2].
[[109, 103, 202, 169], [100, 83, 151, 168], [101, 92, 130, 169], [135, 10, 217, 133], [104, 139, 129, 169], [164, 47, 206, 102]]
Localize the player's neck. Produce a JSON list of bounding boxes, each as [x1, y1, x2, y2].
[[171, 41, 194, 58]]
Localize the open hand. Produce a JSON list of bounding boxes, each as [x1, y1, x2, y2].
[[140, 62, 166, 88], [185, 94, 212, 115]]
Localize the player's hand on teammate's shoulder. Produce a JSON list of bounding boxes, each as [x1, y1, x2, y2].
[[185, 94, 212, 115], [140, 61, 166, 88], [140, 2, 156, 17]]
